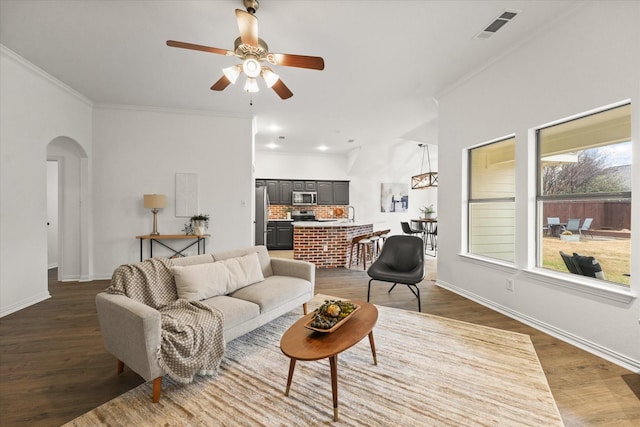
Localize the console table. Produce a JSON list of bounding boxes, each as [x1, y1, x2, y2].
[[136, 234, 210, 261]]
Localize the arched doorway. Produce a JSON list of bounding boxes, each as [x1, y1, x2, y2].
[[47, 137, 90, 282]]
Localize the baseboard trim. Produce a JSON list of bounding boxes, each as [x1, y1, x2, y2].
[[435, 279, 640, 373], [0, 292, 51, 318]]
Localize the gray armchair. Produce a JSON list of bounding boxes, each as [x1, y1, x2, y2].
[[366, 235, 425, 311]]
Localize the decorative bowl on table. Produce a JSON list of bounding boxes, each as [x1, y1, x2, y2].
[[305, 300, 360, 333]]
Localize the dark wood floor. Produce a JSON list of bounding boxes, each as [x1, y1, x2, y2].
[[0, 267, 638, 426]]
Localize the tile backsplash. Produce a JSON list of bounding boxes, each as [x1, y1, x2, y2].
[[269, 205, 348, 220]]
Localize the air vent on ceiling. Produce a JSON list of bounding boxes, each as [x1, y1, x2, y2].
[[474, 9, 519, 39]]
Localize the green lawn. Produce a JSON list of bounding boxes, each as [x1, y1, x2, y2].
[[541, 236, 631, 286]]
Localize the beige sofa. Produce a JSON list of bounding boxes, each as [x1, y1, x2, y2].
[[96, 245, 314, 402]]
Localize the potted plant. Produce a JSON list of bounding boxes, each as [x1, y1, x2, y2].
[[419, 204, 436, 219], [560, 230, 579, 242], [190, 214, 210, 236]]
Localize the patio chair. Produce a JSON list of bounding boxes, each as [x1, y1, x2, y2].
[[579, 218, 594, 238], [560, 251, 583, 275], [565, 218, 581, 234], [559, 251, 605, 279]]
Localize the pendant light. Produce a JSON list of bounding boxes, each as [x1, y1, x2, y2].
[[411, 143, 438, 189]]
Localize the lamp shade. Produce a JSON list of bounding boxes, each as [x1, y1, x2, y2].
[[143, 194, 166, 209]]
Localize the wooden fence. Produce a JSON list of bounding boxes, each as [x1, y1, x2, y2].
[[543, 200, 631, 231]]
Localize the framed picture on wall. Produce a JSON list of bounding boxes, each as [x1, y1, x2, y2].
[[175, 172, 198, 217], [380, 183, 408, 212]]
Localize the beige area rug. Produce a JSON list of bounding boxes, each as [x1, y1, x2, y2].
[[66, 294, 562, 426]]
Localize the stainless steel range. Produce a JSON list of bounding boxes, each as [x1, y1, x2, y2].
[[291, 210, 316, 221]]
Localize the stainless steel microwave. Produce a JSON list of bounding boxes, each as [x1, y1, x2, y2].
[[292, 191, 317, 205]]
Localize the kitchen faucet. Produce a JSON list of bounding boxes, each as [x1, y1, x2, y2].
[[348, 205, 355, 223]]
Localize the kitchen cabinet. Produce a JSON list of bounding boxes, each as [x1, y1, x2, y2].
[[293, 181, 317, 191], [266, 221, 293, 250], [279, 180, 293, 205], [316, 181, 333, 205], [265, 180, 279, 204], [257, 179, 348, 205], [332, 181, 349, 205], [317, 181, 349, 205]]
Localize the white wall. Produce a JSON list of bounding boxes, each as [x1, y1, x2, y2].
[[46, 161, 59, 269], [92, 106, 254, 278], [255, 142, 438, 236], [0, 46, 93, 316], [436, 2, 640, 370]]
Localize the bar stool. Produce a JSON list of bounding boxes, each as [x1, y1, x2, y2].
[[348, 234, 375, 270], [375, 229, 391, 253], [348, 235, 367, 268]]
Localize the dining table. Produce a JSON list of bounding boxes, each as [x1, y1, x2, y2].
[[410, 218, 437, 253]]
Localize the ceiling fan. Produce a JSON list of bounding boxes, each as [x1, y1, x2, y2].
[[166, 0, 324, 100]]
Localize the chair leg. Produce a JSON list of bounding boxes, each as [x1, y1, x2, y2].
[[152, 377, 162, 403], [367, 279, 373, 302], [387, 283, 398, 294], [406, 284, 421, 312]]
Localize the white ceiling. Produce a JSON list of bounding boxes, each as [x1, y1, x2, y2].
[[0, 0, 580, 154]]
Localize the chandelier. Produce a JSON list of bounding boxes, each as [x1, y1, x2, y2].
[[411, 143, 438, 189]]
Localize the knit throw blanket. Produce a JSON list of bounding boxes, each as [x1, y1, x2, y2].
[[106, 258, 225, 383]]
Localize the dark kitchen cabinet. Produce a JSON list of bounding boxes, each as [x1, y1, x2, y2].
[[279, 181, 293, 205], [266, 221, 293, 250], [265, 180, 279, 204], [266, 223, 276, 248], [332, 181, 349, 205], [317, 181, 350, 205], [292, 180, 317, 192], [257, 179, 348, 205], [317, 181, 333, 205]]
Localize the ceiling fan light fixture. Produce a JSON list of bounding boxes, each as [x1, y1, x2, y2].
[[243, 57, 261, 78], [222, 65, 241, 84], [244, 76, 260, 93], [261, 68, 280, 88]]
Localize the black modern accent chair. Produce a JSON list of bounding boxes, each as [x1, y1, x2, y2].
[[367, 235, 425, 311], [400, 221, 423, 237]]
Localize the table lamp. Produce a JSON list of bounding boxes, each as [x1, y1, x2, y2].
[[143, 194, 166, 235]]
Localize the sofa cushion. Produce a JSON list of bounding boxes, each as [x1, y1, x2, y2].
[[172, 253, 265, 301], [220, 252, 264, 293], [199, 295, 260, 332], [212, 245, 273, 278], [172, 262, 229, 301], [171, 253, 215, 267], [230, 275, 313, 313]]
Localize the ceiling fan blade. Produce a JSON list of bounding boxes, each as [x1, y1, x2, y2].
[[166, 40, 233, 56], [270, 53, 325, 70], [211, 75, 231, 91], [271, 79, 293, 100], [235, 9, 259, 48]]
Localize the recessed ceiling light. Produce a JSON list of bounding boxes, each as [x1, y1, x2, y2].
[[266, 142, 279, 149], [268, 124, 281, 132], [317, 145, 329, 151]]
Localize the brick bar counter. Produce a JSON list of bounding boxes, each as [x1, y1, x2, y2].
[[293, 221, 374, 268]]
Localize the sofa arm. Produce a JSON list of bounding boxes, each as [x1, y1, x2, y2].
[[270, 257, 315, 284], [95, 292, 163, 381]]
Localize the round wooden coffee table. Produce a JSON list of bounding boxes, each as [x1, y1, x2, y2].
[[280, 300, 378, 421]]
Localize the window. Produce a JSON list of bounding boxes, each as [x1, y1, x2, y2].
[[468, 137, 516, 262], [537, 103, 632, 286]]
